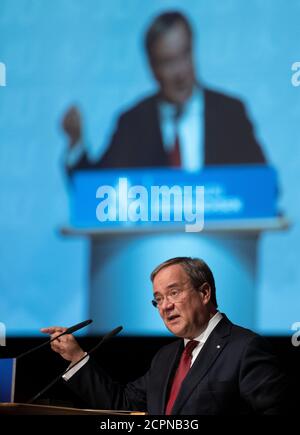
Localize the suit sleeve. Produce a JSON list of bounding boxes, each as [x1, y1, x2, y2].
[[95, 113, 136, 169], [65, 356, 149, 411], [239, 335, 292, 414]]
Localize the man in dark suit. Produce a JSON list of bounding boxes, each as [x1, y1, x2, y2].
[[64, 11, 266, 173], [42, 257, 290, 415]]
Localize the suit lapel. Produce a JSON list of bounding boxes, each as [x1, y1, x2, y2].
[[158, 339, 183, 414], [171, 316, 232, 415], [204, 89, 219, 165]]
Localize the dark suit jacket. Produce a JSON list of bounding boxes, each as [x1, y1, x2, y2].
[[66, 315, 290, 415], [70, 88, 266, 172]]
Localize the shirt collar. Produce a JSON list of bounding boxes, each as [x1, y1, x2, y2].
[[184, 311, 223, 347], [159, 85, 204, 119]]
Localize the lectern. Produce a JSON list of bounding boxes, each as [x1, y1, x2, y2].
[[0, 403, 145, 415]]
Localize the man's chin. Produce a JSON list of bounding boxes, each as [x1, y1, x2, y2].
[[173, 93, 191, 105], [163, 88, 193, 105], [165, 321, 186, 337]]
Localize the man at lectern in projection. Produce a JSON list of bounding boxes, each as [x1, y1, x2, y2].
[[63, 11, 266, 173]]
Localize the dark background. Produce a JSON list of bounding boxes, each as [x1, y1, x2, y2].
[[1, 335, 298, 409]]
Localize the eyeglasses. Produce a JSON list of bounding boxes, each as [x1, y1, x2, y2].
[[152, 287, 188, 308], [152, 282, 208, 308]]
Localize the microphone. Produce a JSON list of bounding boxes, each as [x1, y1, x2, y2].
[[62, 319, 93, 335], [27, 325, 123, 404], [16, 319, 93, 360]]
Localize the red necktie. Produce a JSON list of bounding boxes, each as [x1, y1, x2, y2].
[[168, 132, 181, 167], [165, 340, 199, 415]]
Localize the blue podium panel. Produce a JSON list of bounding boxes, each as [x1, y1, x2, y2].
[[0, 358, 16, 402], [70, 165, 278, 230]]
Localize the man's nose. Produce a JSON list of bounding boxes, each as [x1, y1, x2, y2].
[[172, 57, 191, 77], [161, 297, 174, 311]]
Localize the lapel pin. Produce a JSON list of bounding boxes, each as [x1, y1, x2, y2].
[[216, 345, 221, 349]]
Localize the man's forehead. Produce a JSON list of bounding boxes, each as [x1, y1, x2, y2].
[[152, 23, 191, 58], [153, 264, 188, 286]]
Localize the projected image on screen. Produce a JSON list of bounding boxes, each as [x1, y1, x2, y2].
[[0, 1, 298, 337], [64, 11, 266, 175]]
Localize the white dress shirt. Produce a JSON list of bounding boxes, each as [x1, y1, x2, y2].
[[159, 86, 204, 172], [63, 352, 90, 381], [184, 311, 223, 366]]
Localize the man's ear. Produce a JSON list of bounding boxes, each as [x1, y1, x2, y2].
[[199, 282, 211, 304]]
